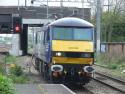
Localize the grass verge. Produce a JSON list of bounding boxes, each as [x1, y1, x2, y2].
[[9, 65, 29, 84], [95, 53, 125, 78]]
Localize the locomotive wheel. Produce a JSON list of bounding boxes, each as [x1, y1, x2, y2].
[[49, 72, 53, 83], [43, 63, 49, 81], [41, 62, 44, 77], [49, 72, 61, 84], [43, 70, 47, 80], [49, 72, 57, 83], [43, 63, 47, 80], [34, 58, 39, 70]]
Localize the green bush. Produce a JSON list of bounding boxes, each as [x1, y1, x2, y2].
[[9, 65, 29, 84], [107, 63, 118, 69], [96, 53, 109, 64], [10, 65, 23, 76], [0, 75, 15, 94]]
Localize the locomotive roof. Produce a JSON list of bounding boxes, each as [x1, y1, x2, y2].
[[49, 17, 94, 27]]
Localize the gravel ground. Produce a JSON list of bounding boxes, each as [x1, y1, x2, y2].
[[67, 79, 124, 94], [85, 80, 123, 94]]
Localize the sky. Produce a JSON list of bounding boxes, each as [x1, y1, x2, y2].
[[0, 0, 31, 6]]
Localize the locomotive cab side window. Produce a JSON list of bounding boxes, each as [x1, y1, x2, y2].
[[44, 27, 50, 44]]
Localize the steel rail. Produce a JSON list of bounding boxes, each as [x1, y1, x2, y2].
[[92, 72, 125, 93], [94, 63, 125, 84], [95, 72, 125, 84]]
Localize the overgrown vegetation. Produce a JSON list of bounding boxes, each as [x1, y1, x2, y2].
[[9, 75, 29, 84], [9, 65, 29, 84], [0, 65, 4, 74], [0, 74, 15, 94], [96, 53, 125, 71], [6, 55, 16, 64], [10, 65, 23, 76], [0, 55, 6, 74], [0, 55, 29, 84]]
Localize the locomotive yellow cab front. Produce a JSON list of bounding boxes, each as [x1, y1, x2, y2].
[[52, 40, 93, 52], [52, 40, 94, 65]]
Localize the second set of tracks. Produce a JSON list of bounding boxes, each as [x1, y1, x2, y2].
[[93, 71, 125, 93]]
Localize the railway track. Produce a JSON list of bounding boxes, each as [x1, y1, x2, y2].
[[80, 87, 94, 94], [65, 84, 94, 94], [74, 86, 94, 94], [93, 72, 125, 93]]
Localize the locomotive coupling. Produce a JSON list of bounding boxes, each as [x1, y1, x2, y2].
[[51, 65, 63, 72], [83, 66, 94, 73]]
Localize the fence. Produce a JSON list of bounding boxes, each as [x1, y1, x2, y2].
[[101, 42, 125, 57]]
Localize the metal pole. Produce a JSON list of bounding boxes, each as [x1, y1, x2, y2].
[[108, 0, 110, 12], [25, 0, 27, 7], [81, 0, 84, 19], [47, 0, 49, 18], [18, 0, 20, 10], [96, 0, 101, 54], [60, 0, 63, 17], [32, 27, 34, 48]]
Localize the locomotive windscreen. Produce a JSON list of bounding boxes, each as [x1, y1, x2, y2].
[[52, 27, 93, 41]]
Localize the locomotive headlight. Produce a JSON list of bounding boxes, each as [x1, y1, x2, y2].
[[56, 52, 62, 56], [51, 65, 63, 72]]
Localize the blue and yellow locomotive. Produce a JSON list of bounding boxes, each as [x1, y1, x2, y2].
[[34, 17, 94, 84]]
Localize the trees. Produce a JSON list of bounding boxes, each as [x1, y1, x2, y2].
[[101, 0, 125, 42], [90, 0, 125, 42]]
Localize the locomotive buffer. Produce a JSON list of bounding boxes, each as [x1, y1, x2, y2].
[[16, 84, 75, 94]]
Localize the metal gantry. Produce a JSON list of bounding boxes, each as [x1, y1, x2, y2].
[[31, 0, 89, 19], [31, 0, 87, 3], [23, 0, 100, 16]]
